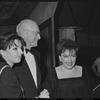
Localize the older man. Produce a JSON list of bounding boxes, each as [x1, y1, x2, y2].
[[14, 19, 49, 98]]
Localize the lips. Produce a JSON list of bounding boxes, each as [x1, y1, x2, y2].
[[66, 62, 73, 66]]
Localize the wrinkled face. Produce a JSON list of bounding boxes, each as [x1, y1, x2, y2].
[[3, 39, 23, 66], [19, 21, 41, 49], [59, 49, 77, 70], [25, 29, 40, 48]]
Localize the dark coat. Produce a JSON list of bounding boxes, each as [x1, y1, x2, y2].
[[0, 57, 23, 98], [13, 49, 41, 98]]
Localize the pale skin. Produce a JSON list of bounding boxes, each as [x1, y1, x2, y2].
[[56, 49, 82, 79], [17, 20, 41, 50], [0, 39, 23, 67], [59, 49, 77, 70], [22, 29, 41, 50]]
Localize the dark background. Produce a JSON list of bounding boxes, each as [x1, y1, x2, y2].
[[0, 1, 100, 81]]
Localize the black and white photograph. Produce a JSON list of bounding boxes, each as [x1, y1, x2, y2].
[[0, 1, 100, 98]]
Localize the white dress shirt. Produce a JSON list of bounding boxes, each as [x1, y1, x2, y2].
[[25, 52, 37, 87]]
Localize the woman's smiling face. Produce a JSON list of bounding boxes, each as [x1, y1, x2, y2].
[[59, 49, 77, 70]]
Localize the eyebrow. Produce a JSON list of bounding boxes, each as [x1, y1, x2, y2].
[[14, 42, 18, 47], [12, 41, 21, 47]]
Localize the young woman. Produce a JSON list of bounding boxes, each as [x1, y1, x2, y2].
[[43, 38, 94, 98], [0, 32, 25, 98]]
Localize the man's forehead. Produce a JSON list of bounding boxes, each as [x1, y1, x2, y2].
[[28, 26, 40, 32], [23, 23, 40, 32]]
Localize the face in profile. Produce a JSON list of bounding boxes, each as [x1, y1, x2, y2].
[[26, 29, 41, 47], [2, 39, 23, 66], [59, 49, 77, 70]]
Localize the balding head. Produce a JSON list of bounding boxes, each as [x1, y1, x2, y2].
[[16, 19, 40, 36], [16, 19, 40, 49]]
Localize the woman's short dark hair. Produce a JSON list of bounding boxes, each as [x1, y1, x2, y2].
[[57, 38, 79, 56], [0, 32, 26, 50]]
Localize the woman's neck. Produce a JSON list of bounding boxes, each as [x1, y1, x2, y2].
[[61, 65, 75, 72]]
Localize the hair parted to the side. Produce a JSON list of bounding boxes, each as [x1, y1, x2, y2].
[[0, 32, 26, 50], [57, 38, 79, 56]]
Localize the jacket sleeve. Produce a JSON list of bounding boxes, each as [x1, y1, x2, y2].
[[0, 67, 23, 98]]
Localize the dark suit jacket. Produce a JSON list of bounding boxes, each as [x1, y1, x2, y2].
[[13, 49, 41, 98], [0, 58, 23, 98]]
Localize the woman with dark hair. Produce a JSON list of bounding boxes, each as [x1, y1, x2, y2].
[[43, 38, 94, 98], [0, 32, 25, 98]]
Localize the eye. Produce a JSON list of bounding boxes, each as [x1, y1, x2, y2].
[[72, 55, 76, 57], [13, 47, 18, 50], [63, 55, 69, 58]]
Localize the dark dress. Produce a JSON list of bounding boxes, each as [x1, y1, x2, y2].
[[44, 66, 94, 98], [0, 56, 24, 98]]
